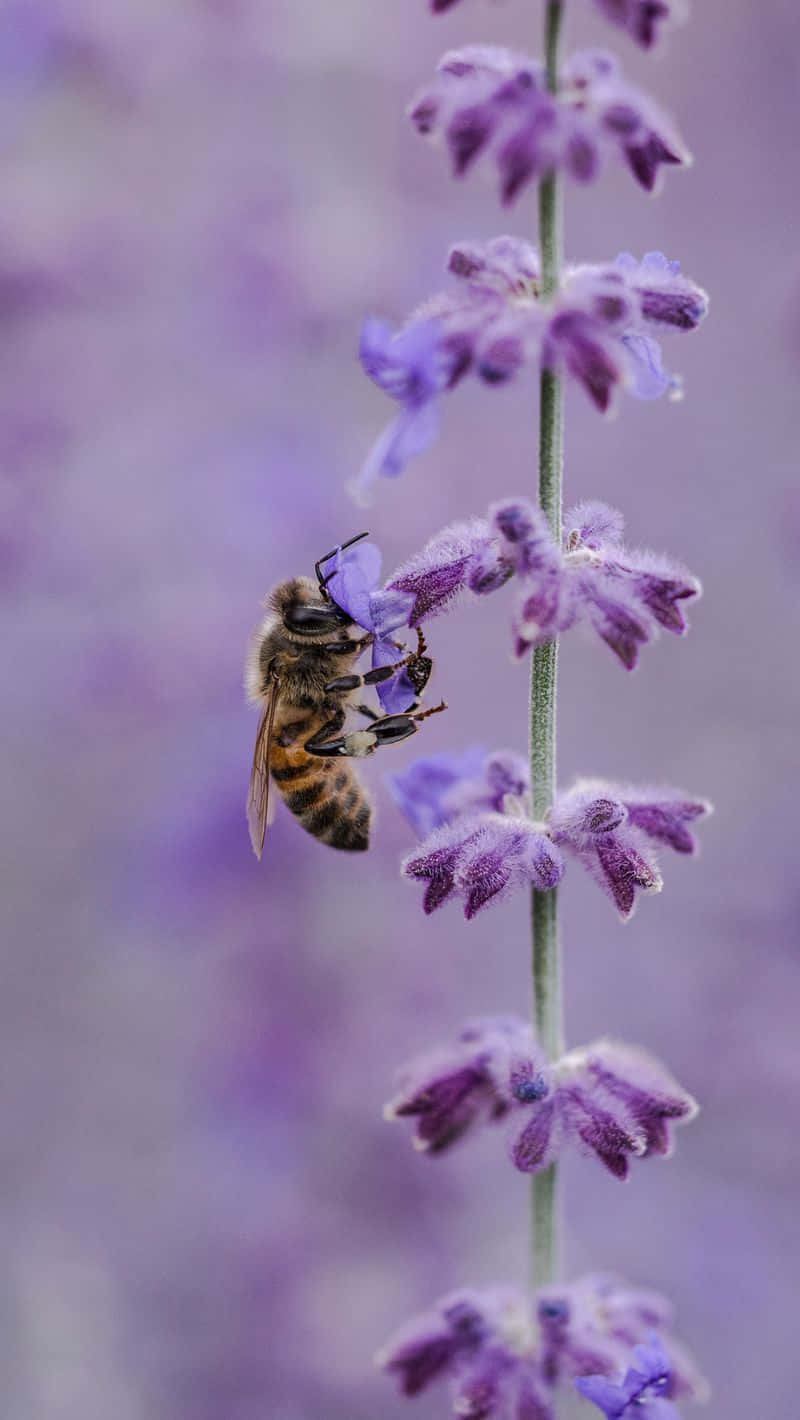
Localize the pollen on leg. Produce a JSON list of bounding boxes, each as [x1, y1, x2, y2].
[[347, 729, 378, 758]]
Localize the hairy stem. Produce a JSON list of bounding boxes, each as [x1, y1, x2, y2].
[[530, 0, 565, 1290]]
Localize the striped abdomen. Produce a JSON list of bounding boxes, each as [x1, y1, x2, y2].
[[270, 711, 372, 851]]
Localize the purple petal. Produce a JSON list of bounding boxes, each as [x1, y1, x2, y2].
[[369, 586, 415, 638], [358, 400, 443, 494], [559, 1085, 644, 1179], [575, 1373, 627, 1417], [466, 540, 514, 594], [615, 554, 700, 635], [377, 1318, 462, 1397], [359, 316, 445, 398], [546, 310, 624, 412], [387, 746, 488, 837], [520, 832, 565, 891], [402, 821, 480, 915], [625, 133, 684, 192], [326, 541, 382, 629], [585, 1041, 698, 1157], [578, 571, 653, 669], [386, 518, 494, 624], [448, 234, 539, 292], [369, 634, 417, 715], [621, 332, 677, 401], [447, 102, 497, 175], [484, 751, 531, 807], [512, 1097, 559, 1173], [550, 788, 628, 843], [392, 1063, 501, 1154], [595, 833, 662, 920], [623, 793, 710, 854], [564, 500, 625, 550], [457, 836, 517, 918]]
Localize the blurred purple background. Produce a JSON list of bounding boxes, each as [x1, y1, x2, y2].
[[2, 2, 798, 1416]]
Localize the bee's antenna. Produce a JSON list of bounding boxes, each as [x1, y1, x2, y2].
[[315, 531, 370, 592]]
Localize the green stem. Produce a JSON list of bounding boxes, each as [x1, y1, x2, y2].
[[530, 0, 565, 1291]]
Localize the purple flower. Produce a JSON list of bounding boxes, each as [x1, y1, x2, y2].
[[561, 498, 702, 665], [324, 538, 417, 713], [576, 1334, 680, 1418], [387, 745, 489, 837], [375, 1291, 490, 1397], [592, 0, 688, 50], [379, 1275, 705, 1417], [615, 251, 709, 331], [493, 494, 702, 665], [385, 516, 506, 623], [383, 1017, 539, 1154], [378, 1285, 552, 1417], [386, 1019, 697, 1180], [359, 240, 707, 482], [388, 747, 525, 837], [354, 317, 452, 500], [394, 750, 710, 921], [550, 780, 711, 920], [409, 47, 690, 203], [403, 812, 565, 919]]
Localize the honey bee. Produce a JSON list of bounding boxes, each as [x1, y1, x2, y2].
[[245, 533, 446, 856]]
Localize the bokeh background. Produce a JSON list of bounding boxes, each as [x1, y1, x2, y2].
[[2, 1, 798, 1416]]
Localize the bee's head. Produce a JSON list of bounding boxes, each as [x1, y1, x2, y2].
[[271, 577, 354, 640]]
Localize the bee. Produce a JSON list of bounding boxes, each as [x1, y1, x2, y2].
[[245, 533, 446, 856]]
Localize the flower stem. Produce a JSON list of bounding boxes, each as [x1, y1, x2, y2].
[[529, 0, 565, 1290]]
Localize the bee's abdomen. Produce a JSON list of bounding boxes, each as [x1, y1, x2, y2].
[[270, 740, 372, 852]]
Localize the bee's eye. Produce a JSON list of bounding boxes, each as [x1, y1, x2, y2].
[[284, 603, 350, 634]]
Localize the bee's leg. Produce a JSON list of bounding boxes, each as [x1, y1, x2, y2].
[[356, 704, 380, 722], [304, 701, 447, 759], [322, 634, 374, 657], [325, 652, 417, 697], [301, 710, 346, 755]]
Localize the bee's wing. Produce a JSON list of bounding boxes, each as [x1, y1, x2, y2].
[[247, 674, 280, 860]]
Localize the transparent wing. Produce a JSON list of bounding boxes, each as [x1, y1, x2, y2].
[[247, 675, 280, 860]]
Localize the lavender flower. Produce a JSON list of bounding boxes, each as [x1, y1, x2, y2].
[[395, 750, 710, 921], [384, 1017, 542, 1154], [358, 239, 707, 488], [409, 47, 689, 202], [377, 1285, 552, 1416], [550, 780, 710, 919], [378, 1275, 704, 1417], [385, 1018, 698, 1180], [425, 0, 689, 50], [355, 317, 453, 500], [388, 747, 523, 836], [501, 496, 701, 664], [403, 811, 565, 918], [576, 1334, 680, 1417], [387, 745, 490, 837], [592, 0, 689, 50], [324, 538, 417, 713], [385, 516, 507, 621]]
